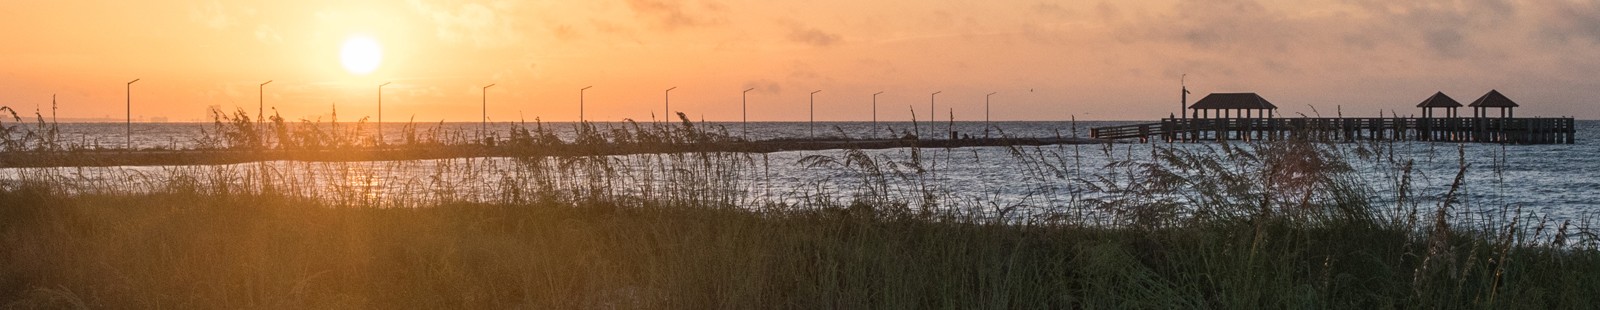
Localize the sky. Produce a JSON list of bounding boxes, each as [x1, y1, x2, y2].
[[2, 0, 1598, 122]]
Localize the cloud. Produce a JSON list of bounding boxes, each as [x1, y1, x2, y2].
[[1091, 0, 1546, 76], [1534, 0, 1600, 45], [550, 24, 581, 41], [512, 53, 542, 80], [404, 85, 445, 99], [254, 24, 282, 44], [1157, 0, 1297, 51], [223, 83, 245, 99], [189, 0, 236, 30], [624, 0, 724, 31], [409, 0, 524, 47], [784, 23, 842, 47], [1331, 0, 1519, 57], [786, 61, 825, 82], [1029, 2, 1074, 18], [1422, 29, 1466, 57], [742, 79, 781, 94], [1019, 22, 1072, 45]]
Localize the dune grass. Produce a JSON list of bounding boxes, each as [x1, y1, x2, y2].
[[3, 183, 1597, 308]]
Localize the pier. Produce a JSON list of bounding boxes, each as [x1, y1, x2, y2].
[[1091, 117, 1576, 144], [1090, 90, 1577, 144]]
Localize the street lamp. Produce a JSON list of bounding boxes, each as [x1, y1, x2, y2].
[[810, 90, 821, 139], [259, 80, 272, 144], [664, 86, 677, 122], [580, 86, 592, 123], [743, 87, 755, 139], [930, 91, 941, 139], [872, 91, 884, 138], [985, 92, 997, 138], [126, 78, 139, 149], [378, 82, 391, 145], [482, 83, 496, 141]]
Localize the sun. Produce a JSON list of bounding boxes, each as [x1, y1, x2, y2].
[[340, 35, 383, 75]]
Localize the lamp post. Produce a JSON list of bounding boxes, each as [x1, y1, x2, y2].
[[664, 86, 677, 122], [378, 82, 391, 145], [872, 91, 883, 138], [580, 86, 592, 123], [930, 91, 941, 139], [126, 78, 140, 149], [810, 90, 821, 139], [482, 83, 495, 142], [985, 92, 997, 138], [259, 80, 271, 145], [743, 87, 755, 139]]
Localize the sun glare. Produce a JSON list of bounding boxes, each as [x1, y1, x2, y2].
[[340, 36, 382, 75]]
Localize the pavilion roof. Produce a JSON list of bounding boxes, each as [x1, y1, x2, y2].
[[1416, 92, 1463, 108], [1468, 89, 1520, 108], [1189, 93, 1278, 110]]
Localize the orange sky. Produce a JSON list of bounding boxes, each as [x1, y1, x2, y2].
[[3, 0, 1598, 122]]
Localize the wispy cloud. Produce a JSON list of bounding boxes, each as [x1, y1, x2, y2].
[[254, 24, 282, 44], [783, 21, 841, 47], [624, 0, 725, 31], [189, 0, 237, 30], [742, 79, 782, 94], [408, 0, 525, 47], [1533, 0, 1600, 45]]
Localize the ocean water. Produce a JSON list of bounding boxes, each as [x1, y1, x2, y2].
[[3, 121, 1596, 223]]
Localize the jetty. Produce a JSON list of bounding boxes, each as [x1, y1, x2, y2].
[[1091, 90, 1576, 144]]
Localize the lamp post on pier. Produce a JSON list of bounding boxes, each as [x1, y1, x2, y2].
[[930, 91, 941, 138], [810, 90, 821, 139], [258, 80, 272, 145], [743, 88, 755, 139], [985, 92, 997, 138], [580, 86, 592, 123], [378, 82, 391, 145], [664, 86, 677, 122], [125, 78, 140, 149], [481, 83, 495, 142], [872, 91, 884, 138]]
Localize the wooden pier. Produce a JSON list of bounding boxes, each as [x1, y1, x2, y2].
[[1091, 117, 1576, 144], [1094, 90, 1577, 144]]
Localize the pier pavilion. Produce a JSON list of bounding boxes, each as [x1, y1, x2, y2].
[[1417, 92, 1462, 119], [1188, 92, 1278, 119], [1469, 89, 1518, 118], [1091, 90, 1574, 144]]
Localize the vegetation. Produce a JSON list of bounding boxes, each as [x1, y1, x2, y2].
[[195, 107, 745, 152], [9, 186, 1594, 309], [1, 103, 1597, 308]]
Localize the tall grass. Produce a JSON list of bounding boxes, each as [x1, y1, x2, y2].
[[0, 106, 66, 152], [195, 107, 744, 152], [1, 102, 750, 156], [1, 109, 1597, 307]]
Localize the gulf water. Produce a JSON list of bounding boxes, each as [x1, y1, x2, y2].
[[6, 120, 1596, 224]]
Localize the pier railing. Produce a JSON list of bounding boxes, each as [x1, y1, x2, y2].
[[1091, 117, 1575, 144]]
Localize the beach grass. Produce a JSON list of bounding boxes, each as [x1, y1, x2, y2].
[[3, 182, 1597, 308]]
